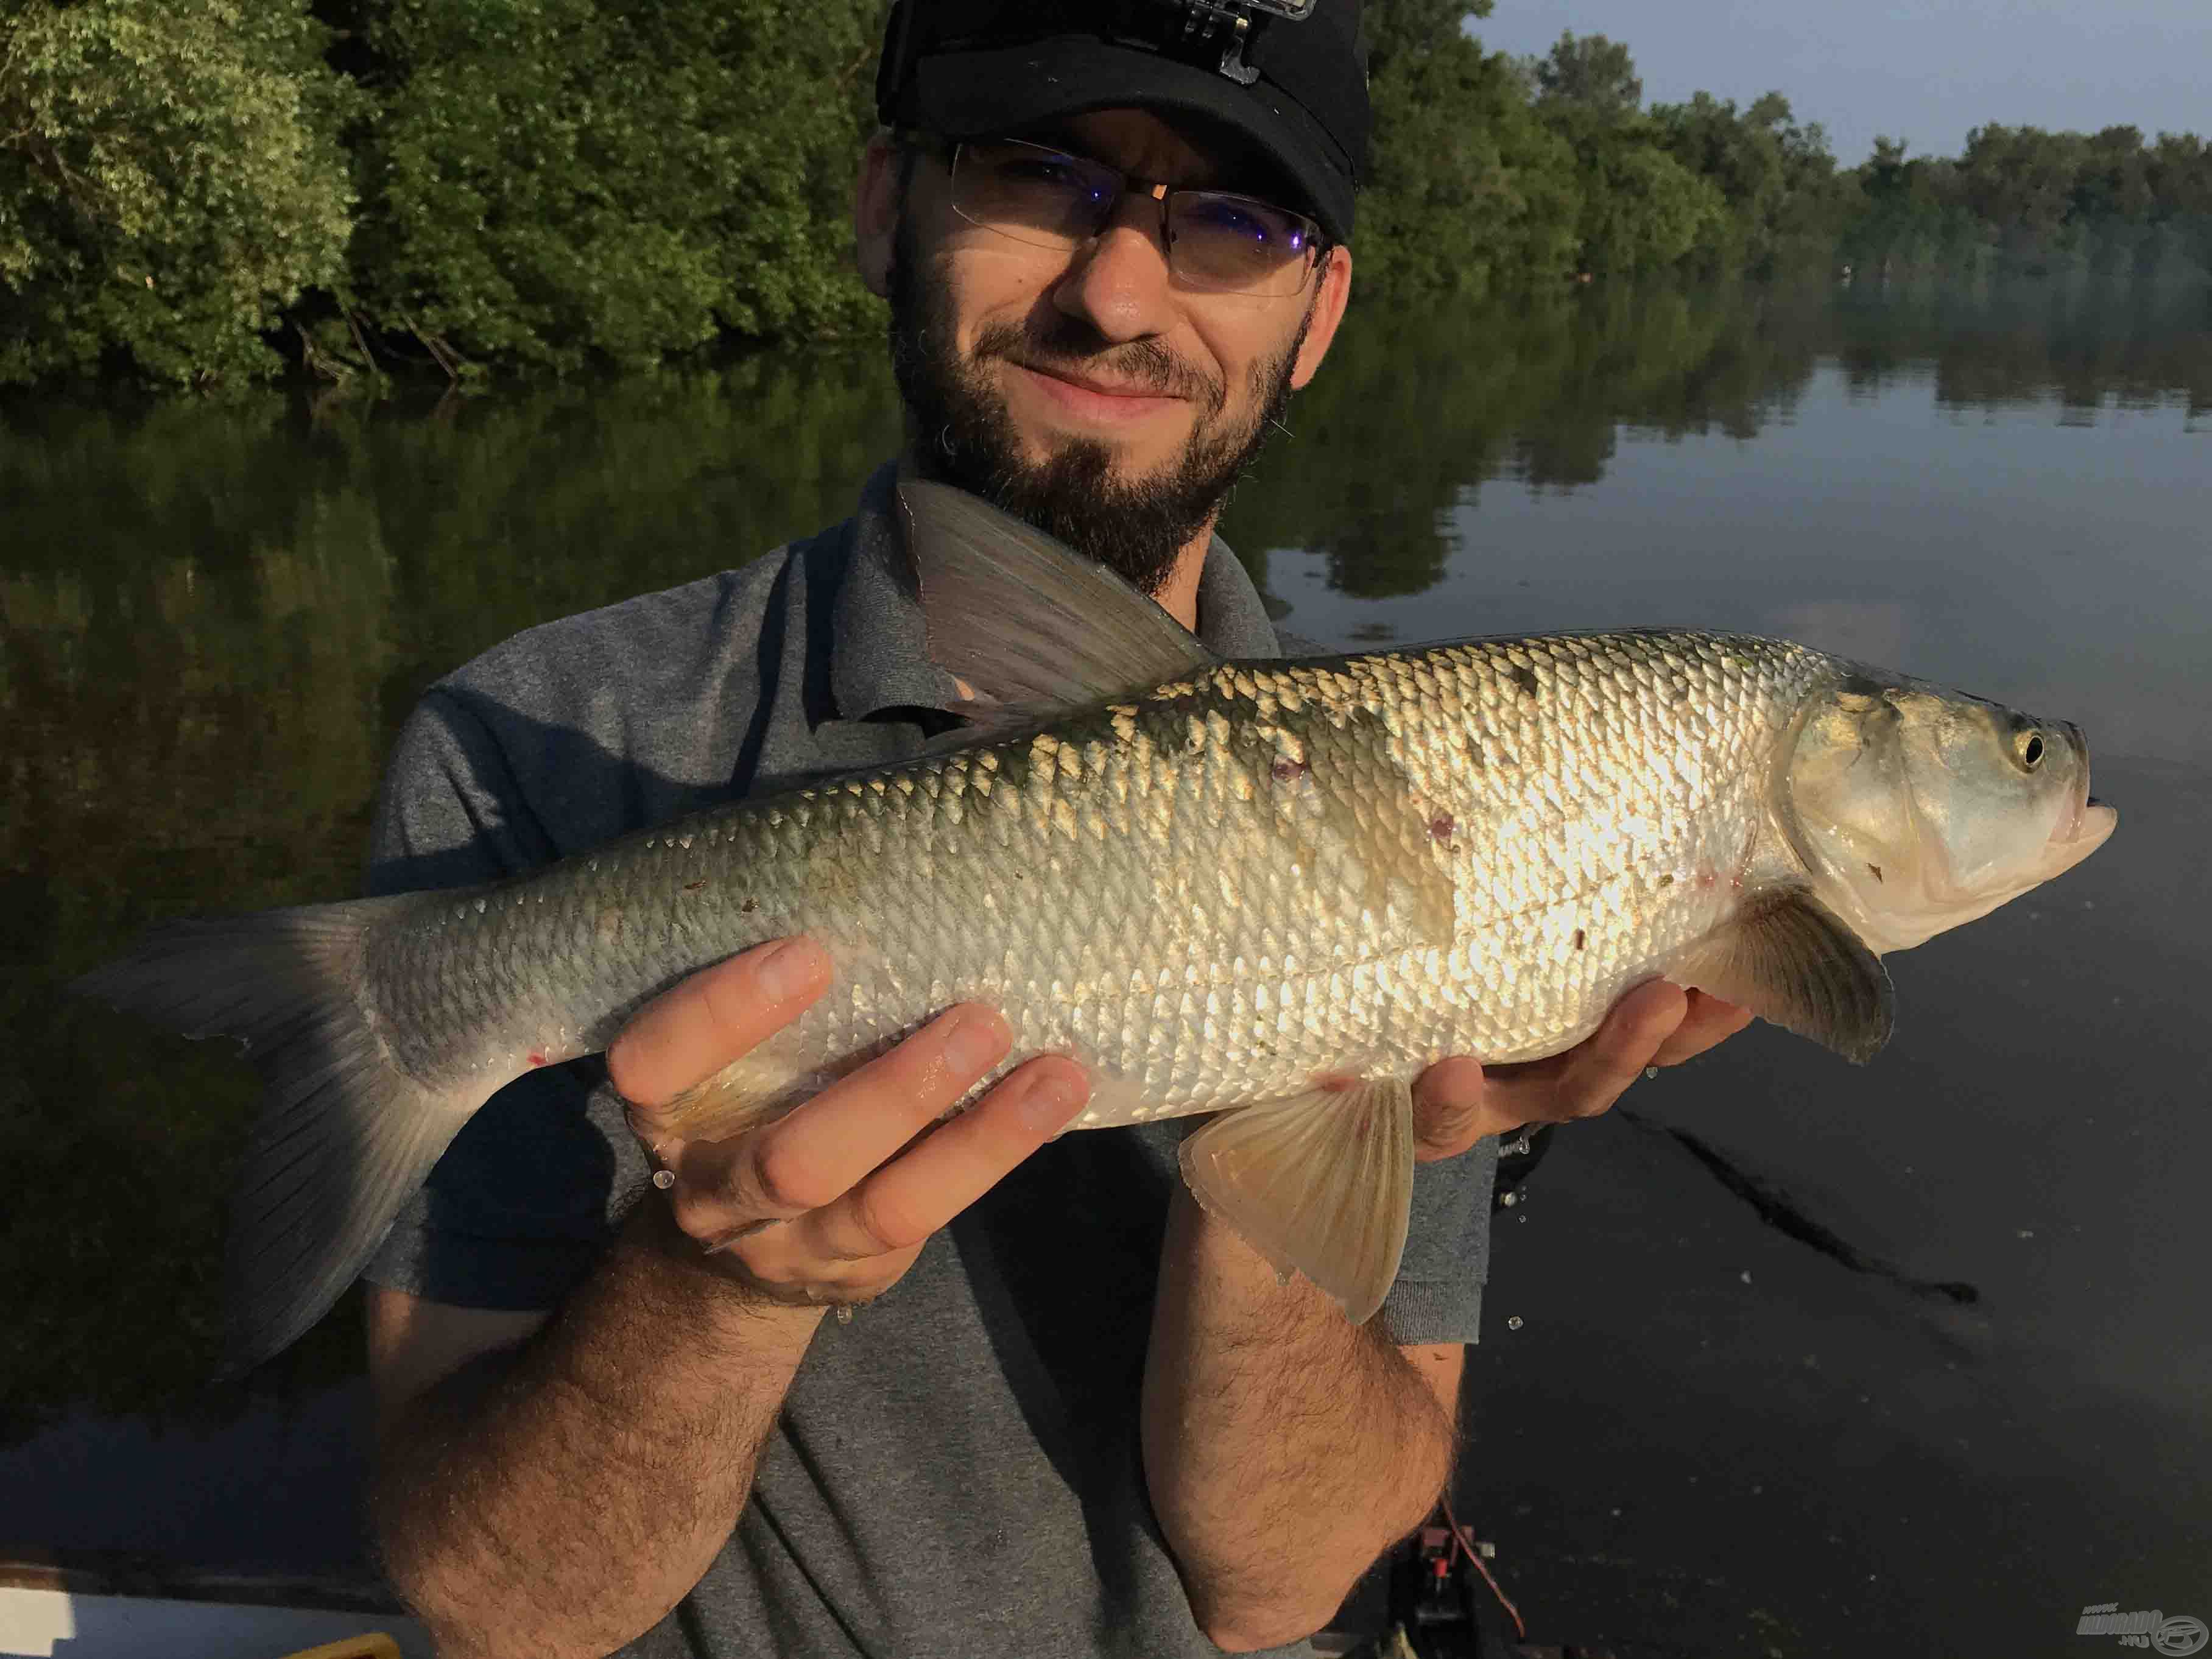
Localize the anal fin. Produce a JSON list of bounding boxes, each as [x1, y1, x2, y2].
[[1672, 887, 1895, 1064], [1177, 1077, 1415, 1325]]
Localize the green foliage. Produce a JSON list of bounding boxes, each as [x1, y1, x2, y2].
[[1837, 125, 2212, 283], [1364, 0, 1494, 63], [1569, 136, 1728, 275], [0, 0, 358, 386], [3, 1, 2206, 386], [1359, 24, 1838, 301], [1359, 23, 2206, 299], [1359, 13, 1580, 301], [1529, 30, 1641, 118], [1648, 93, 1851, 273], [339, 0, 882, 375]]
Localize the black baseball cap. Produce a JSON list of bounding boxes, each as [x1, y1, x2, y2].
[[876, 0, 1370, 242]]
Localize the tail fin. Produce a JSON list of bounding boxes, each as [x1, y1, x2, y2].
[[71, 896, 481, 1373]]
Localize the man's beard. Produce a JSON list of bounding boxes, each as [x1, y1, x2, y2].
[[888, 220, 1312, 598]]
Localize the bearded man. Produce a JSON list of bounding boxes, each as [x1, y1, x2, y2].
[[362, 4, 1747, 1655]]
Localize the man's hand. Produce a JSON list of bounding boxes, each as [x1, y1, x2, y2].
[[1409, 982, 1753, 1163], [368, 941, 1092, 1659], [608, 937, 1092, 1308]]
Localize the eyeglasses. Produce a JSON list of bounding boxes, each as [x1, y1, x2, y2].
[[906, 133, 1326, 299]]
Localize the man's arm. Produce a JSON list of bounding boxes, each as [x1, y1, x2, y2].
[[365, 940, 1090, 1659], [367, 1211, 825, 1659], [1142, 1191, 1462, 1653], [1141, 982, 1752, 1652]]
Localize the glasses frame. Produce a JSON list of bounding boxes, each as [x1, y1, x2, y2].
[[899, 130, 1329, 298]]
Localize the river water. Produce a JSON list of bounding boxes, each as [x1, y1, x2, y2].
[[2, 275, 2207, 1655]]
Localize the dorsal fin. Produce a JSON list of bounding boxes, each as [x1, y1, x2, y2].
[[898, 479, 1215, 714]]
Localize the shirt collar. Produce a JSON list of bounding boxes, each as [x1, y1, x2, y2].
[[829, 462, 961, 723], [1192, 526, 1283, 661], [830, 462, 1283, 724]]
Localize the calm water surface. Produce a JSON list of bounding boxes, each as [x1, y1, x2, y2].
[[3, 276, 2207, 1654]]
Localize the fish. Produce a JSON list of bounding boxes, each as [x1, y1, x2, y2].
[[72, 481, 2119, 1369]]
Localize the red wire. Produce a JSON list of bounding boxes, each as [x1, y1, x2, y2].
[[1439, 1492, 1527, 1641]]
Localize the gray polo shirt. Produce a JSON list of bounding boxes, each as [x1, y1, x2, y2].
[[362, 463, 1498, 1658]]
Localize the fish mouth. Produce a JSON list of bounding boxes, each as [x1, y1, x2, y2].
[[2043, 728, 2116, 875], [2050, 797, 2118, 864]]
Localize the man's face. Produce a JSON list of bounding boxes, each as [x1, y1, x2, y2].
[[859, 108, 1351, 597]]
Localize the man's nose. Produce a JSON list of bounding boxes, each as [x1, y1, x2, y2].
[[1050, 195, 1175, 343]]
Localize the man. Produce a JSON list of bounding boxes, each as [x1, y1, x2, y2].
[[362, 4, 1749, 1655]]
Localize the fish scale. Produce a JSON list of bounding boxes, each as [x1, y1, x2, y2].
[[351, 630, 1831, 1135]]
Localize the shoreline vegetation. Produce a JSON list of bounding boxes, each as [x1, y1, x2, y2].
[[1, 0, 2208, 391]]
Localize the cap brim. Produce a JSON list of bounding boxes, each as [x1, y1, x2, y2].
[[906, 37, 1355, 242]]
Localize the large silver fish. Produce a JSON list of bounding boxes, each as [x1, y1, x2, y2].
[[74, 483, 2117, 1367]]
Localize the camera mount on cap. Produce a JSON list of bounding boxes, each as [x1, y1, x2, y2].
[[1159, 0, 1316, 86]]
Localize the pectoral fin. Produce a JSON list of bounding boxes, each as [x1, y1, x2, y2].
[[655, 1052, 818, 1142], [1672, 887, 1895, 1063], [1177, 1077, 1415, 1325]]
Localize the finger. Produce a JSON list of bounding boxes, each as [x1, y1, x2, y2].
[[609, 937, 832, 1113], [798, 1055, 1090, 1261], [671, 1004, 1013, 1241], [1649, 989, 1754, 1066], [1410, 1056, 1493, 1162], [1486, 979, 1688, 1125]]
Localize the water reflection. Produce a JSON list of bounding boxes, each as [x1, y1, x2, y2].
[[1827, 275, 2212, 415], [1220, 283, 1833, 596], [2, 278, 2208, 1599], [2, 360, 906, 1442]]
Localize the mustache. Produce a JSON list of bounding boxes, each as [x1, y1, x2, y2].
[[971, 315, 1226, 417]]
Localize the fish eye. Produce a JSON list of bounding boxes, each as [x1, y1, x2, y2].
[[2014, 730, 2046, 771]]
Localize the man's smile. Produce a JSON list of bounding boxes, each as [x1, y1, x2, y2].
[[1004, 358, 1189, 426]]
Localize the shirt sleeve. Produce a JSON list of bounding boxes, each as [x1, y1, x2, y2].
[[1378, 1137, 1498, 1347], [357, 689, 638, 1311]]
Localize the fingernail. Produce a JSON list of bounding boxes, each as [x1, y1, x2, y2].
[[941, 1008, 1007, 1076], [1015, 1068, 1087, 1132], [756, 937, 825, 1002]]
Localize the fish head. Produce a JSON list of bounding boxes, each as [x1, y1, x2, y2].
[[1783, 671, 2117, 954]]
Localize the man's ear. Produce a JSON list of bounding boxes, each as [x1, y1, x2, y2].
[[1290, 243, 1353, 390], [854, 132, 904, 298]]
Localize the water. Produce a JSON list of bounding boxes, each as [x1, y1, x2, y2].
[[2, 276, 2207, 1649]]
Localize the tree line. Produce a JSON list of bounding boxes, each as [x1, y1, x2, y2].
[[1843, 125, 2212, 283], [2, 0, 2207, 389]]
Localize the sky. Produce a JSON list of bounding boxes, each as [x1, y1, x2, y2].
[[1470, 0, 2212, 166]]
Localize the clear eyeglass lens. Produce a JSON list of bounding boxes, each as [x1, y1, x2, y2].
[[950, 139, 1317, 297], [1168, 193, 1313, 295]]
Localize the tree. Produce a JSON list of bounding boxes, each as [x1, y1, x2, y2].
[[334, 0, 884, 375], [1647, 90, 1845, 272], [1568, 139, 1727, 275], [1530, 30, 1641, 118], [1359, 5, 1582, 300], [2073, 125, 2154, 223], [0, 0, 358, 386], [1364, 0, 1492, 69]]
